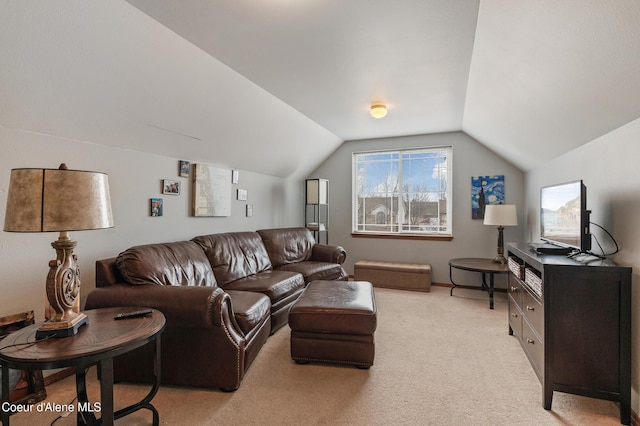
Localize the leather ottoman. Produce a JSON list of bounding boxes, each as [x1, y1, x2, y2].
[[289, 280, 377, 368]]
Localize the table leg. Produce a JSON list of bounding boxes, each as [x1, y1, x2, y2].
[[450, 266, 482, 295], [76, 364, 109, 426], [479, 273, 495, 309], [99, 359, 115, 425], [489, 273, 495, 310], [113, 337, 161, 425], [449, 265, 456, 296], [2, 363, 10, 426], [480, 272, 488, 291], [75, 367, 87, 425]]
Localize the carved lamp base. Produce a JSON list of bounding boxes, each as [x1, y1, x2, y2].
[[36, 313, 88, 340], [36, 231, 89, 340]]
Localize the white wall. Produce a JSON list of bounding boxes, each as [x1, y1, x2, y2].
[[309, 131, 525, 285], [525, 117, 640, 414], [0, 126, 303, 320], [0, 1, 343, 181]]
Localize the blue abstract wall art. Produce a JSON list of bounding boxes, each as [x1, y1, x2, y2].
[[471, 175, 505, 219]]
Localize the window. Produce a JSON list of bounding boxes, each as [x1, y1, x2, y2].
[[353, 146, 452, 236]]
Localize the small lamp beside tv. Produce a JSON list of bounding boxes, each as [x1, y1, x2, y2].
[[3, 164, 114, 339], [484, 204, 518, 264]]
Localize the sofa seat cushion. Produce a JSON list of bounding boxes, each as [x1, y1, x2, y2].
[[226, 290, 271, 336], [192, 232, 272, 285], [223, 270, 305, 305], [275, 261, 346, 283], [116, 241, 216, 287]]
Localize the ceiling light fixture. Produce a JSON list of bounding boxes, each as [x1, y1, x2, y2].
[[370, 103, 387, 119]]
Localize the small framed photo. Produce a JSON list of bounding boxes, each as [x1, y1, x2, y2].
[[179, 160, 190, 178], [237, 189, 248, 201], [163, 179, 180, 195], [246, 204, 253, 217], [232, 170, 239, 184], [150, 198, 163, 216]]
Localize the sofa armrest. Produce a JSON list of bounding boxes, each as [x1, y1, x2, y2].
[[84, 284, 242, 333], [95, 257, 122, 287], [311, 244, 347, 264]]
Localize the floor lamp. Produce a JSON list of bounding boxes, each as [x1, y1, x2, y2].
[[3, 164, 114, 339], [483, 204, 518, 264]]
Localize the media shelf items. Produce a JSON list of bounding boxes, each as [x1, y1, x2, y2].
[[506, 242, 631, 425], [305, 179, 329, 244]]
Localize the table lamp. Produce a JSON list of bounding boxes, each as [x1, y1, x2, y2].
[[483, 204, 517, 264], [3, 164, 113, 339]]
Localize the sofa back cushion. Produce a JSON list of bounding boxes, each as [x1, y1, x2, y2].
[[192, 232, 272, 285], [116, 241, 216, 287], [257, 227, 315, 268]]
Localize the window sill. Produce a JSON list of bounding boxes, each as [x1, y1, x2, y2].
[[351, 232, 453, 241]]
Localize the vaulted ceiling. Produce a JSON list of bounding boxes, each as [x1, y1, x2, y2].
[[1, 1, 639, 178]]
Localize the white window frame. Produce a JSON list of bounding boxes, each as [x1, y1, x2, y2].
[[352, 146, 452, 237]]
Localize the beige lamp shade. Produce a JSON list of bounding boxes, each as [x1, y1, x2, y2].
[[306, 178, 328, 205], [4, 166, 114, 232], [483, 204, 518, 226]]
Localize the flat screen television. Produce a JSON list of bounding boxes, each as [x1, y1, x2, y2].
[[540, 180, 591, 252]]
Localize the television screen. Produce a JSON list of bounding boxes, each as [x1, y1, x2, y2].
[[540, 180, 590, 251]]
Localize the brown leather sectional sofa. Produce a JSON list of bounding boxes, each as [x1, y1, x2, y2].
[[85, 227, 347, 391]]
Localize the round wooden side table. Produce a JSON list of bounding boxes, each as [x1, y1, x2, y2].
[[0, 307, 165, 426], [449, 257, 509, 309]]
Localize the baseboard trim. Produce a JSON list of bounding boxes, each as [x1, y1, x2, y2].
[[44, 367, 75, 386], [349, 276, 451, 288], [349, 279, 500, 290]]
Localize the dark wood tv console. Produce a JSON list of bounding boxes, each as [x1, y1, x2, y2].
[[506, 242, 631, 425]]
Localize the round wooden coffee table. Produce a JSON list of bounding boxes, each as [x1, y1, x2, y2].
[[449, 258, 509, 309], [0, 307, 165, 425]]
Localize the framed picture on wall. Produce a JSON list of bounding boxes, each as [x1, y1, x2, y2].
[[237, 189, 248, 201], [192, 164, 232, 217], [179, 160, 190, 178], [163, 179, 180, 195], [150, 198, 163, 216], [471, 175, 505, 219]]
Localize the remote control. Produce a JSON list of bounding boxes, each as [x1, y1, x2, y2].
[[114, 309, 153, 320]]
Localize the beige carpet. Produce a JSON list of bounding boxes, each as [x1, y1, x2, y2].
[[8, 286, 623, 425]]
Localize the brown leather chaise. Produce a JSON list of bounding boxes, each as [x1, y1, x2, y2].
[[192, 228, 347, 332], [257, 227, 348, 283]]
